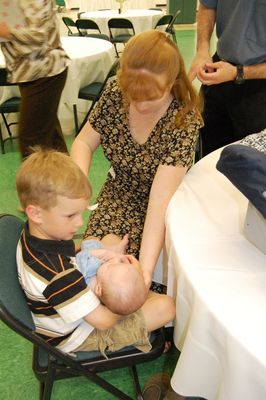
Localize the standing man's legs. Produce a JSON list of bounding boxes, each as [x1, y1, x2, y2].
[[200, 83, 234, 157], [201, 78, 266, 157], [18, 68, 68, 159]]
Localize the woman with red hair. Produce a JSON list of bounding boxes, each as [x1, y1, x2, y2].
[[71, 30, 202, 291]]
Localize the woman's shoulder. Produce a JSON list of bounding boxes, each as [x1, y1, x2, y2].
[[105, 76, 121, 93], [171, 99, 203, 130]]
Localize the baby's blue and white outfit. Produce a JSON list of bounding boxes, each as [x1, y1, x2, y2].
[[76, 240, 103, 284]]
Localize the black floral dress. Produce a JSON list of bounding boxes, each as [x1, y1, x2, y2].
[[84, 78, 202, 257]]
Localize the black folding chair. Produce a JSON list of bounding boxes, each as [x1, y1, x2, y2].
[[154, 14, 173, 31], [62, 16, 79, 36], [0, 213, 165, 400], [0, 68, 20, 153], [108, 18, 135, 57], [73, 60, 119, 135], [165, 10, 182, 44], [76, 19, 109, 40]]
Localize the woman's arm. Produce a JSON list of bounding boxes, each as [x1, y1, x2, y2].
[[139, 164, 187, 288], [71, 122, 101, 176]]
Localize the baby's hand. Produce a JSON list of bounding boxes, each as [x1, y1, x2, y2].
[[90, 248, 122, 262]]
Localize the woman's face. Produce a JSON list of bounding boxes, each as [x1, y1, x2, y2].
[[128, 72, 173, 114], [130, 90, 172, 114]]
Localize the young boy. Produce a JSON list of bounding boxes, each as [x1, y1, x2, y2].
[[16, 149, 176, 356]]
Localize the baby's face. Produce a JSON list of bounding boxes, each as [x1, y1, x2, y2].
[[97, 255, 143, 283]]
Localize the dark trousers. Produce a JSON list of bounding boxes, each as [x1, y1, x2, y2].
[[18, 68, 68, 158], [200, 54, 266, 156]]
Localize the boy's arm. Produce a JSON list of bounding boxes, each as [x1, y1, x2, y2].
[[84, 303, 121, 330]]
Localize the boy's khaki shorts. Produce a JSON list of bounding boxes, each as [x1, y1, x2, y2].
[[75, 309, 151, 358]]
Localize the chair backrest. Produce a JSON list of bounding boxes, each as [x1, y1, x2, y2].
[[165, 9, 181, 33], [0, 214, 35, 331], [108, 17, 135, 32], [154, 14, 173, 30], [0, 68, 18, 87], [101, 59, 120, 88], [76, 18, 102, 35], [62, 16, 78, 35]]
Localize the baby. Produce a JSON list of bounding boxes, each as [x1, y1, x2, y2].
[[76, 237, 147, 315]]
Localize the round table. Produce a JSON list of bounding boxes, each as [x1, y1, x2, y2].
[[76, 0, 158, 12], [0, 36, 116, 135], [165, 148, 266, 400], [79, 9, 163, 35]]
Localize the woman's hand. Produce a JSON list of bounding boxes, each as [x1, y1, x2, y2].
[[142, 269, 152, 291]]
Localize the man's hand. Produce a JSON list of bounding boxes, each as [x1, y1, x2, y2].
[[197, 61, 237, 85], [188, 53, 213, 81]]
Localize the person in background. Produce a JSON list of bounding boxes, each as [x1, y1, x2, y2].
[[71, 30, 202, 292], [16, 149, 176, 357], [0, 0, 69, 159], [189, 0, 266, 157]]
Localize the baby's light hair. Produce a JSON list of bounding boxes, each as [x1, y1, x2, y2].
[[16, 148, 92, 210], [99, 262, 146, 315]]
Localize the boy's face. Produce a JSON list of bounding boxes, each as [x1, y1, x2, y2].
[[28, 195, 88, 241]]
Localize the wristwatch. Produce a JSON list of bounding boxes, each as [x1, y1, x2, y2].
[[235, 65, 245, 84]]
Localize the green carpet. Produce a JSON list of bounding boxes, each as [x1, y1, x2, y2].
[[0, 320, 180, 399], [0, 138, 182, 400], [0, 28, 205, 399]]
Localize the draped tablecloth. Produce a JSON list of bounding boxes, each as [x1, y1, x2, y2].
[[0, 36, 115, 135], [165, 148, 266, 400], [79, 8, 163, 35], [67, 0, 158, 12]]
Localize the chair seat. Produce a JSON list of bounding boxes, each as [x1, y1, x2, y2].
[[0, 97, 20, 113], [0, 213, 166, 400], [73, 59, 119, 135], [78, 82, 103, 100], [111, 34, 132, 43], [82, 33, 110, 41]]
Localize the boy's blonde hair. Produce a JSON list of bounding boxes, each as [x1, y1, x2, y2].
[[16, 148, 92, 210], [118, 30, 202, 127]]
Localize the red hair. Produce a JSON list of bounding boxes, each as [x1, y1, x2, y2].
[[118, 30, 201, 127]]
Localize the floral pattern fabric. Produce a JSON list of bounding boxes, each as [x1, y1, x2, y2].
[[85, 78, 202, 256]]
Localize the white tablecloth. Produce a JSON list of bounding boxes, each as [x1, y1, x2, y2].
[[74, 0, 158, 12], [79, 9, 163, 35], [0, 36, 115, 135], [165, 148, 266, 400]]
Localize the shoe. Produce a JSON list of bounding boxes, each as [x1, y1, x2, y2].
[[142, 373, 171, 400], [163, 387, 186, 400]]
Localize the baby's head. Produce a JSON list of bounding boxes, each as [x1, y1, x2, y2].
[[16, 148, 91, 241], [95, 257, 146, 315]]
